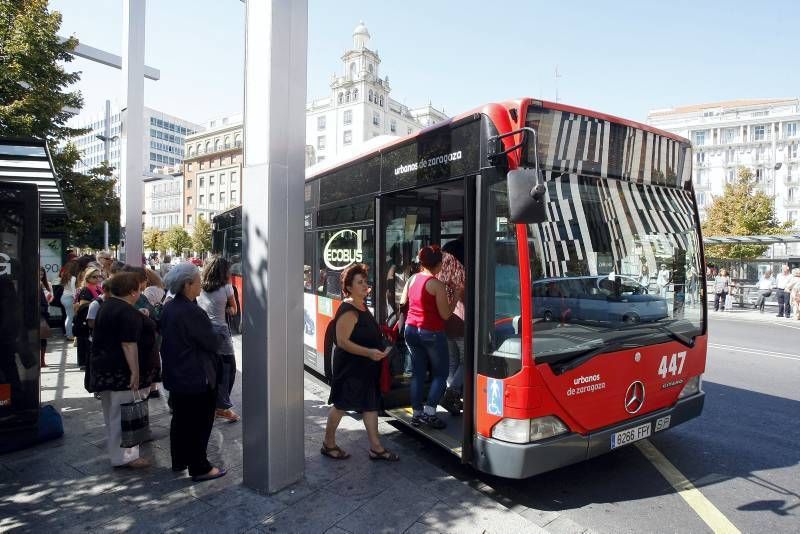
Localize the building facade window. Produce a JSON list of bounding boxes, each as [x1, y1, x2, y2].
[[220, 173, 226, 184], [379, 95, 384, 107], [186, 179, 192, 189], [199, 194, 204, 205], [187, 196, 192, 206], [787, 123, 798, 138], [343, 110, 352, 125], [390, 119, 397, 133], [318, 135, 326, 150], [210, 175, 215, 186], [199, 177, 205, 187], [353, 88, 358, 101], [343, 130, 352, 145], [318, 116, 326, 130], [220, 192, 226, 204], [231, 171, 238, 182], [692, 131, 706, 146], [231, 190, 237, 203], [368, 89, 373, 103], [209, 193, 215, 204], [373, 111, 380, 126], [345, 90, 350, 102], [407, 127, 413, 135], [752, 125, 765, 141]]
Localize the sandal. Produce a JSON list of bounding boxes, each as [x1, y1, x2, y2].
[[369, 448, 400, 462], [215, 409, 241, 422], [192, 467, 227, 482], [320, 443, 350, 460]]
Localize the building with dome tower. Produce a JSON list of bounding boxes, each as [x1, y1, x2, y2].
[[305, 21, 448, 165]]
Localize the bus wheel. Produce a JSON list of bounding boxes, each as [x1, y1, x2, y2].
[[543, 310, 553, 322], [623, 313, 640, 324]]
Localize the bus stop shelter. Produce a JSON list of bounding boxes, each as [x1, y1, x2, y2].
[[0, 137, 66, 443]]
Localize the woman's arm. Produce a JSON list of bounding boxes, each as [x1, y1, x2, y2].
[[399, 274, 413, 307], [226, 294, 238, 316], [122, 341, 140, 391], [335, 310, 386, 361]]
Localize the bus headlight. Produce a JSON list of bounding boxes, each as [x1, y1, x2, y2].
[[492, 416, 569, 444], [678, 375, 702, 399]]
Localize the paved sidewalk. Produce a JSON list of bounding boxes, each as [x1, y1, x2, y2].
[[1, 335, 548, 533]]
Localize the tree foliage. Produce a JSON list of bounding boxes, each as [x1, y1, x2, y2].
[[702, 167, 789, 259], [143, 227, 164, 252], [0, 0, 120, 247], [163, 226, 192, 256], [191, 216, 212, 256]]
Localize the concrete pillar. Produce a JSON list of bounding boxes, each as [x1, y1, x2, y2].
[[120, 0, 146, 263], [241, 0, 307, 494]]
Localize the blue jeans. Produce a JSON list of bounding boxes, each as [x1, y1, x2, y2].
[[404, 325, 449, 413]]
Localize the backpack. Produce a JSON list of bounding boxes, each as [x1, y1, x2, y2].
[[73, 296, 103, 337]]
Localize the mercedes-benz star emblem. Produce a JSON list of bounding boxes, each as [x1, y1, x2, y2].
[[624, 381, 645, 414]]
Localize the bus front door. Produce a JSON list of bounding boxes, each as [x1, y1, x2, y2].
[[376, 180, 472, 459]]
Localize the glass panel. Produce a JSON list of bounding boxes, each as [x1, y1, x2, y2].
[[316, 227, 374, 304], [527, 175, 703, 365], [478, 179, 522, 379]]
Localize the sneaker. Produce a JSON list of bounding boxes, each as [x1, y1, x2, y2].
[[410, 415, 422, 427], [420, 413, 447, 429], [440, 388, 463, 416]]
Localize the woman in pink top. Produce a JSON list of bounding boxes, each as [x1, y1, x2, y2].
[[400, 245, 462, 429]]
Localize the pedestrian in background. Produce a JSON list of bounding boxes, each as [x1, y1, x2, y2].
[[754, 271, 773, 313], [656, 263, 671, 298], [159, 255, 173, 280], [39, 280, 51, 368], [786, 268, 800, 320], [713, 268, 731, 312], [775, 265, 792, 318], [161, 263, 226, 482], [197, 256, 240, 423], [74, 267, 103, 368], [88, 272, 154, 469], [59, 260, 80, 341], [96, 250, 114, 281], [401, 245, 461, 430], [322, 263, 397, 461]]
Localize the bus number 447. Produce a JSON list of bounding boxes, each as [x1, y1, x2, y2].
[[657, 351, 686, 379]]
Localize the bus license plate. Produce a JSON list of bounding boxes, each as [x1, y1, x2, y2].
[[611, 422, 651, 449]]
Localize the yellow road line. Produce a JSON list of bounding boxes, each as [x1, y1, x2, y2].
[[636, 440, 740, 534]]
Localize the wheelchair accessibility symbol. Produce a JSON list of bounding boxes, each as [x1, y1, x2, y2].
[[487, 378, 503, 417]]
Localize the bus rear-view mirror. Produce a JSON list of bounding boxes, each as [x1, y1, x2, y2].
[[508, 168, 547, 224]]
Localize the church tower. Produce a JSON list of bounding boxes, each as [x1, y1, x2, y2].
[[331, 21, 390, 110]]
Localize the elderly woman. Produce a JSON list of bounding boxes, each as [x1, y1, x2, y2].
[[89, 272, 155, 469], [161, 263, 226, 482]]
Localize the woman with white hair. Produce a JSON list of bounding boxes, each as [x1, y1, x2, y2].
[[161, 263, 226, 482], [787, 268, 800, 320]]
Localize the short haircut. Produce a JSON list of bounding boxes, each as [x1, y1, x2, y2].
[[418, 245, 443, 270], [107, 272, 141, 297], [340, 263, 369, 297], [164, 262, 199, 295], [121, 265, 147, 284]]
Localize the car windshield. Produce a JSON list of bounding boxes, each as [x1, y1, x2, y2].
[[527, 175, 704, 365]]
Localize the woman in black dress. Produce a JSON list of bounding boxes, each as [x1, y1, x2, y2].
[[322, 263, 398, 461]]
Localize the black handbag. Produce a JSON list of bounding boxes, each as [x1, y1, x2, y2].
[[120, 390, 150, 448]]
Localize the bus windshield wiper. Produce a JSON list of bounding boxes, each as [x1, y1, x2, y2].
[[545, 332, 652, 375], [614, 321, 696, 348]]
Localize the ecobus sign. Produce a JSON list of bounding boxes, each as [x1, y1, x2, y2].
[[323, 229, 363, 271]]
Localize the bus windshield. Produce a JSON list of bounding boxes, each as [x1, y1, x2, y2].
[[527, 174, 703, 366]]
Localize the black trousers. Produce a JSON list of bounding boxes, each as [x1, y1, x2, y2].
[[776, 289, 792, 317], [713, 292, 727, 311], [169, 388, 217, 477], [77, 336, 91, 367]]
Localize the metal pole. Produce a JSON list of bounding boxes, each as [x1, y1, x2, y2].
[[242, 0, 307, 494], [120, 0, 146, 264], [103, 99, 111, 163], [104, 220, 109, 251]]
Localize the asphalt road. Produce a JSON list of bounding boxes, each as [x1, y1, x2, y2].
[[396, 314, 800, 533]]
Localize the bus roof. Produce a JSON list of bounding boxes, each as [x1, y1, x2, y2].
[[305, 98, 689, 183]]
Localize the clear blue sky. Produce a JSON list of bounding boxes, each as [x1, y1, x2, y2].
[[49, 0, 798, 126]]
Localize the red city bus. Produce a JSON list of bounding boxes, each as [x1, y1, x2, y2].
[[215, 98, 707, 478]]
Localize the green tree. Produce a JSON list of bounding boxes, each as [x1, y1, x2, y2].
[[163, 226, 192, 256], [143, 227, 164, 252], [0, 0, 120, 247], [192, 216, 212, 256], [702, 167, 789, 259]]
